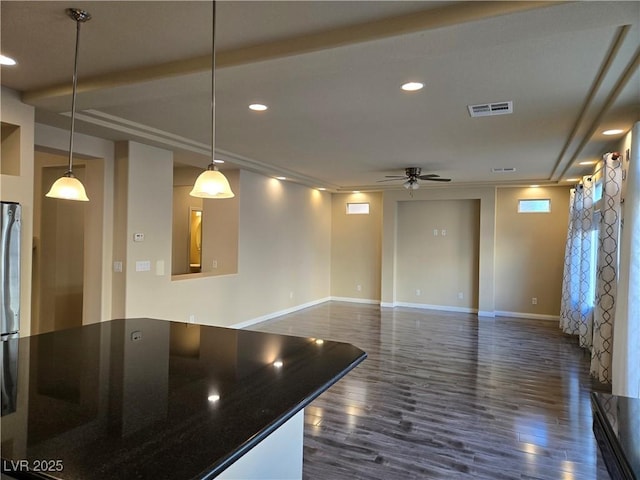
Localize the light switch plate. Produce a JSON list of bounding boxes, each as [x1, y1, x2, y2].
[[136, 260, 151, 272]]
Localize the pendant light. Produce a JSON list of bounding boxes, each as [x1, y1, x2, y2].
[[46, 8, 91, 202], [190, 1, 234, 199]]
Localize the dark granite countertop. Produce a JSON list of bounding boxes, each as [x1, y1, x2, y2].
[[591, 392, 640, 480], [1, 318, 366, 479]]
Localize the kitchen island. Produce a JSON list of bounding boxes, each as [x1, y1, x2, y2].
[[0, 318, 366, 479]]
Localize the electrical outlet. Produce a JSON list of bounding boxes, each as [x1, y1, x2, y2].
[[212, 259, 218, 269], [531, 297, 538, 305], [433, 229, 439, 236], [458, 292, 463, 299], [188, 314, 195, 324], [416, 289, 421, 296], [441, 229, 447, 236], [356, 284, 362, 291], [289, 291, 294, 299], [131, 331, 142, 342]]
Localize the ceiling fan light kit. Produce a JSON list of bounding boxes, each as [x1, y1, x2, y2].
[[378, 167, 451, 192]]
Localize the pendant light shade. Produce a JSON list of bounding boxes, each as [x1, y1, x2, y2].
[[190, 165, 234, 198], [190, 1, 234, 199], [46, 172, 89, 201], [45, 8, 91, 202]]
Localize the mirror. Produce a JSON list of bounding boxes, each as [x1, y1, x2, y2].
[[189, 208, 202, 273]]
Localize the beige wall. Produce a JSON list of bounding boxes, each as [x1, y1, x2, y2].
[[34, 124, 113, 328], [1, 87, 35, 336], [396, 199, 480, 310], [172, 185, 201, 275], [171, 166, 240, 277], [495, 186, 570, 317], [111, 145, 332, 327], [6, 83, 583, 332], [201, 169, 240, 276], [381, 186, 497, 315], [330, 192, 382, 301]]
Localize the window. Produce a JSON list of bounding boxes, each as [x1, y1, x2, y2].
[[346, 203, 370, 215], [518, 199, 551, 213], [594, 181, 603, 203]]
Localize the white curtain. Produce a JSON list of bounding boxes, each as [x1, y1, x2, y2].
[[591, 154, 623, 383], [560, 176, 596, 348], [613, 122, 640, 398]]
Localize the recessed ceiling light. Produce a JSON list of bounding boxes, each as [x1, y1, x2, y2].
[[529, 185, 540, 188], [352, 191, 361, 194], [249, 104, 268, 111], [275, 176, 286, 180], [401, 82, 424, 92], [317, 187, 326, 191], [602, 129, 623, 136], [0, 54, 16, 66], [207, 394, 220, 402], [579, 160, 597, 166], [273, 360, 283, 368]]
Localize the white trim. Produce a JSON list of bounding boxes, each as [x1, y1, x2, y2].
[[380, 302, 395, 308], [330, 296, 379, 305], [394, 302, 477, 314], [231, 297, 331, 329], [494, 310, 560, 321], [477, 310, 496, 318]]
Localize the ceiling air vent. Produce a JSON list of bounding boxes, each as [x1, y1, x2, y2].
[[468, 101, 513, 118], [491, 167, 517, 173]]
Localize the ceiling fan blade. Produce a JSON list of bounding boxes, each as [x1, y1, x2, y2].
[[384, 175, 408, 178], [418, 174, 440, 179], [423, 177, 451, 182], [377, 178, 407, 182]]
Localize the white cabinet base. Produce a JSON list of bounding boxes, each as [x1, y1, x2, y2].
[[216, 409, 304, 480]]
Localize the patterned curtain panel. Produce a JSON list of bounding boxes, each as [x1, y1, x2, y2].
[[560, 188, 579, 335], [591, 153, 623, 383], [613, 122, 640, 399], [560, 177, 596, 348]]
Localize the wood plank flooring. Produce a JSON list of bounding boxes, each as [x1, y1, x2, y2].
[[253, 302, 612, 480]]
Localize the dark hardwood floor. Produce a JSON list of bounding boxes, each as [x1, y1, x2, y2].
[[253, 302, 612, 480]]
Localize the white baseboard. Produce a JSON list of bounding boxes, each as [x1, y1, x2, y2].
[[380, 302, 395, 308], [330, 296, 379, 305], [232, 297, 331, 329], [477, 310, 496, 318], [494, 310, 560, 321], [393, 302, 477, 314]]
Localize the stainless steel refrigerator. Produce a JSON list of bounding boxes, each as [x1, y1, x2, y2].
[[1, 201, 20, 416]]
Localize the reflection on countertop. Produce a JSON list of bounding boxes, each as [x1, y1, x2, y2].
[[0, 318, 366, 479]]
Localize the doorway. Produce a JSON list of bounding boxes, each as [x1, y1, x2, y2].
[[32, 165, 85, 334]]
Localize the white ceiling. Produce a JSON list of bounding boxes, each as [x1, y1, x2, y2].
[[2, 1, 639, 191]]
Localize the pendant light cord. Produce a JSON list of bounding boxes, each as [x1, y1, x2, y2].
[[67, 16, 82, 175], [210, 0, 217, 169]]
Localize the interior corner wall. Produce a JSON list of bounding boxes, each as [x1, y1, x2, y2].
[[115, 154, 332, 327], [1, 87, 35, 336], [495, 186, 571, 317], [330, 192, 382, 301], [381, 187, 496, 315], [35, 123, 115, 325], [114, 141, 174, 318], [396, 199, 480, 310]]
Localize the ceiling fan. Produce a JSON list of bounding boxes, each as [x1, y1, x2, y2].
[[378, 167, 451, 190]]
